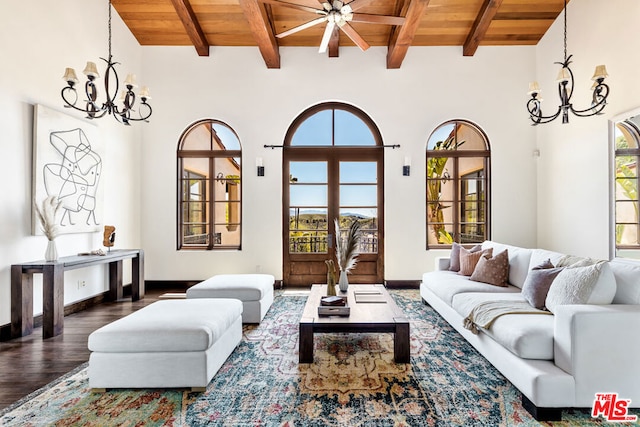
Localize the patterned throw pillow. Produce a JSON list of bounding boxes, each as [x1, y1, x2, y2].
[[459, 247, 493, 276], [449, 243, 482, 272], [470, 249, 510, 287], [545, 262, 603, 314], [521, 259, 563, 309]]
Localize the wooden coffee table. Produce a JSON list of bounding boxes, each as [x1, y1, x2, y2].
[[299, 284, 410, 363]]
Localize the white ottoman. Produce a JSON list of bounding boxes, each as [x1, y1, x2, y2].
[[186, 274, 274, 323], [88, 299, 242, 391]]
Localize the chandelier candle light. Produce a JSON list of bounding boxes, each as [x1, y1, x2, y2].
[[526, 0, 609, 125], [61, 0, 152, 125]]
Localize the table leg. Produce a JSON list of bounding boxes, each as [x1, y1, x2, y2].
[[394, 318, 410, 363], [43, 264, 64, 339], [108, 260, 123, 301], [131, 251, 144, 301], [11, 266, 33, 338], [299, 318, 314, 363]]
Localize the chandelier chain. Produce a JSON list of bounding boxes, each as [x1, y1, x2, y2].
[[108, 0, 112, 59], [563, 0, 567, 63]]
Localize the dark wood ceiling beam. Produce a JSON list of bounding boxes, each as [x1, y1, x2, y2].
[[328, 26, 340, 57], [386, 0, 430, 69], [169, 0, 210, 56], [463, 0, 504, 57], [239, 0, 281, 69]]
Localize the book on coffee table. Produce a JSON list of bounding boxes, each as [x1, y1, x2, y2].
[[354, 290, 387, 303]]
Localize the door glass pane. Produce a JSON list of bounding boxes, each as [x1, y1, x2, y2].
[[289, 208, 328, 254], [340, 162, 376, 183], [335, 110, 376, 146], [290, 162, 327, 183], [211, 123, 240, 150], [290, 185, 327, 207], [340, 185, 376, 207], [339, 208, 378, 254], [290, 110, 332, 146]]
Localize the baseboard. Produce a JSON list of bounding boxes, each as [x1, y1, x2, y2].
[[148, 280, 284, 290], [384, 280, 420, 289]]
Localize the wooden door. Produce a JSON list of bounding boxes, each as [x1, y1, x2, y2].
[[283, 148, 384, 286]]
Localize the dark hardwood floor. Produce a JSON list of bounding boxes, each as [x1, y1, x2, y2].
[[0, 287, 180, 410]]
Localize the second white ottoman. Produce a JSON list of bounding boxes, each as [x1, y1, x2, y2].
[[186, 274, 275, 323]]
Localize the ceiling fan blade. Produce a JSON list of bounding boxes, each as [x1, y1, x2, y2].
[[343, 0, 376, 12], [260, 0, 325, 14], [338, 21, 370, 51], [277, 16, 327, 38], [350, 13, 405, 26], [319, 20, 336, 53]]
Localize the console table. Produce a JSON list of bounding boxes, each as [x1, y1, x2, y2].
[[11, 249, 144, 339]]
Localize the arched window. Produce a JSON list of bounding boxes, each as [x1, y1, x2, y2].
[[614, 117, 640, 249], [426, 120, 491, 248], [177, 119, 241, 250]]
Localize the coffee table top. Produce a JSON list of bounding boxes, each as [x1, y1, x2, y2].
[[302, 284, 406, 325]]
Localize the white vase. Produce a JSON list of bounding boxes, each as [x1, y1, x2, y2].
[[45, 239, 58, 262], [338, 270, 349, 292]]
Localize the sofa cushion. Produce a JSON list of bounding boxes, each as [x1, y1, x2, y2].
[[452, 292, 554, 360], [470, 249, 510, 287], [545, 261, 616, 313], [88, 299, 243, 353], [609, 258, 640, 304], [187, 274, 275, 300], [528, 248, 565, 272], [422, 270, 520, 306], [481, 241, 533, 288], [459, 247, 493, 276], [521, 261, 564, 310]]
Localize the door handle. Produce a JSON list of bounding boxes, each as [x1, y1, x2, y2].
[[327, 233, 333, 249]]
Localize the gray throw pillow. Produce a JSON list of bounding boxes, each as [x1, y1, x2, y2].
[[521, 265, 563, 310]]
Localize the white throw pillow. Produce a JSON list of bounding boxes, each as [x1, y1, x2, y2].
[[545, 262, 611, 314]]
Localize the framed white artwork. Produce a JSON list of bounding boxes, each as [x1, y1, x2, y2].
[[32, 104, 103, 235]]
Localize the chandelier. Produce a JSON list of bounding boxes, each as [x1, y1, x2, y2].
[[61, 0, 152, 125], [526, 0, 609, 125]]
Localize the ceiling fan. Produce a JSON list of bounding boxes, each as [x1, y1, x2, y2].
[[261, 0, 406, 53]]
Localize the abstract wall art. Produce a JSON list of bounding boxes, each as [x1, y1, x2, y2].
[[33, 104, 104, 235]]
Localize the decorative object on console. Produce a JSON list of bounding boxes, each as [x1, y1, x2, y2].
[[103, 225, 116, 251], [60, 0, 152, 125], [34, 195, 62, 261], [526, 0, 609, 125], [325, 259, 337, 296], [334, 218, 361, 292]]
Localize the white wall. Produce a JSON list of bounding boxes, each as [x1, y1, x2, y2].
[[535, 0, 640, 259], [141, 44, 538, 281], [0, 1, 143, 325]]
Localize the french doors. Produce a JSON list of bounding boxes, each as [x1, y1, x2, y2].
[[283, 148, 384, 286]]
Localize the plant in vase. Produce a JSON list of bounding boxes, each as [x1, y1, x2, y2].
[[334, 218, 361, 292], [34, 196, 63, 261]]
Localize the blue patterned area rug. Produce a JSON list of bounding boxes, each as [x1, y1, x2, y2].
[[0, 290, 634, 426]]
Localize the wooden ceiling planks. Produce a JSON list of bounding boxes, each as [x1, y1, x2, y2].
[[110, 0, 567, 68]]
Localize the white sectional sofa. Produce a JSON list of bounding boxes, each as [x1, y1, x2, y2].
[[420, 241, 640, 421]]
